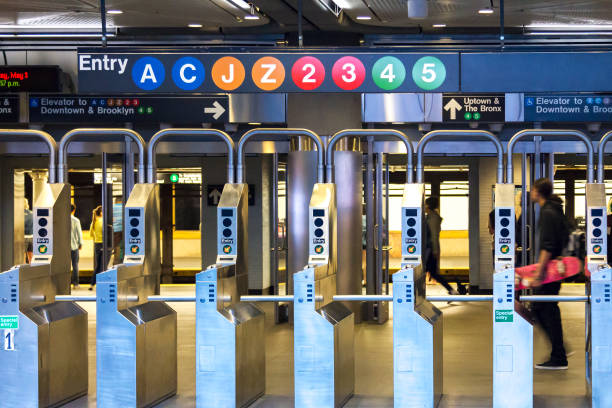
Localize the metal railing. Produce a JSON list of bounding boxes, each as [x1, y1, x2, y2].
[[0, 129, 57, 183]]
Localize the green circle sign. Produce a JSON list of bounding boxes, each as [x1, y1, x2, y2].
[[372, 56, 406, 90], [169, 173, 179, 183], [411, 56, 446, 90]]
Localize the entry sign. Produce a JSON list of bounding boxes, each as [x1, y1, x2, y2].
[[29, 95, 228, 123], [207, 185, 255, 206], [442, 94, 505, 122], [0, 316, 18, 330]]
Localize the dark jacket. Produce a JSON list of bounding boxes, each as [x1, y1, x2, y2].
[[538, 195, 569, 259]]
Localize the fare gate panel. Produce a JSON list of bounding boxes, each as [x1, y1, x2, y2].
[[493, 183, 533, 408], [590, 266, 612, 407], [401, 183, 425, 268]]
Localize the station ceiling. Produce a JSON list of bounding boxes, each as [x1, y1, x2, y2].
[[0, 0, 611, 36]]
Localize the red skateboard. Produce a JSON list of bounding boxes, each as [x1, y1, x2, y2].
[[514, 257, 581, 290]]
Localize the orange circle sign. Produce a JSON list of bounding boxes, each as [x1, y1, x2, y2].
[[252, 57, 285, 91], [211, 57, 245, 91]]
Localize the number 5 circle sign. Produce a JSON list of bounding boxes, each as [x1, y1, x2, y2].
[[292, 56, 325, 90], [412, 56, 446, 91]]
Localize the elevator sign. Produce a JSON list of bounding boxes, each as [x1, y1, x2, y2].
[[524, 95, 612, 122], [442, 94, 505, 122], [77, 49, 459, 93]]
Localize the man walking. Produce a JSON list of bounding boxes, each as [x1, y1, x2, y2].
[[529, 178, 569, 370], [70, 204, 83, 288]]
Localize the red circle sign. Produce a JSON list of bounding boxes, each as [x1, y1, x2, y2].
[[332, 56, 365, 90], [291, 56, 325, 90]]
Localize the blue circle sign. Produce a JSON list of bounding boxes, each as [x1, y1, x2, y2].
[[171, 57, 205, 91], [132, 57, 165, 91]]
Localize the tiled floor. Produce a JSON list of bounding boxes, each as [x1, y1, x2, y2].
[[65, 283, 589, 407]]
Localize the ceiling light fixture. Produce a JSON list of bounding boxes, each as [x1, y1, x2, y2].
[[408, 0, 428, 19], [226, 0, 250, 10], [107, 10, 123, 14], [188, 23, 202, 28], [432, 23, 446, 28], [478, 7, 494, 14], [356, 16, 372, 20], [244, 15, 260, 20]]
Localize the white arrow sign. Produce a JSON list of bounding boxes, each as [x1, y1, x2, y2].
[[204, 101, 226, 120], [208, 188, 222, 205], [444, 98, 462, 120]]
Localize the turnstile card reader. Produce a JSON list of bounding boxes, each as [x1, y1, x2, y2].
[[97, 183, 177, 408], [294, 265, 354, 408], [401, 183, 425, 268], [32, 183, 71, 295], [217, 183, 248, 296], [0, 182, 88, 408], [493, 183, 533, 408], [393, 265, 443, 407], [588, 265, 612, 407], [195, 265, 265, 408], [586, 183, 607, 274], [308, 183, 337, 270]]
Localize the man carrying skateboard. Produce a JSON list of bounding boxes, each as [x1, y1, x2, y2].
[[529, 178, 570, 370]]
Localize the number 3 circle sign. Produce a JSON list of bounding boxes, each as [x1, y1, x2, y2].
[[331, 56, 365, 90]]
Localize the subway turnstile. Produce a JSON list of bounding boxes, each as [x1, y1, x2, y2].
[[196, 182, 265, 408], [0, 183, 88, 407], [492, 183, 532, 408], [294, 182, 354, 408], [96, 183, 177, 407]]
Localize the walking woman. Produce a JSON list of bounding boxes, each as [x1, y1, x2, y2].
[[89, 205, 104, 290]]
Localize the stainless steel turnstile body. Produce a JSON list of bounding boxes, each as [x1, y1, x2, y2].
[[0, 183, 87, 407], [393, 266, 442, 407], [96, 184, 177, 407], [196, 265, 265, 408], [589, 266, 612, 407], [294, 265, 354, 408]]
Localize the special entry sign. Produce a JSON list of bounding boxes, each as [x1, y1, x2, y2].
[[77, 50, 459, 94]]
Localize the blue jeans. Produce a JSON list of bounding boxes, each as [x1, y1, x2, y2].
[[91, 243, 103, 286], [70, 249, 79, 285]]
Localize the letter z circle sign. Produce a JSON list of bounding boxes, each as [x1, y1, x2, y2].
[[252, 57, 285, 91], [332, 56, 365, 90]]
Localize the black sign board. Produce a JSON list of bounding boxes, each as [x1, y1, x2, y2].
[[0, 66, 61, 92], [524, 95, 612, 122], [29, 95, 228, 123], [0, 96, 20, 122], [207, 185, 255, 206], [442, 94, 505, 122]]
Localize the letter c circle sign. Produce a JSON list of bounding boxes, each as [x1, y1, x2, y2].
[[172, 57, 205, 91], [132, 56, 165, 91]]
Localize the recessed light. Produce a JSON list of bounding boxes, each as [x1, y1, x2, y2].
[[478, 7, 494, 14], [244, 15, 260, 20], [356, 16, 372, 20], [107, 9, 123, 14], [188, 23, 203, 28], [248, 122, 262, 125], [432, 23, 446, 28]]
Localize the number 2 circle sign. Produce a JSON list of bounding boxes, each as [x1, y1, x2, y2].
[[331, 56, 365, 90], [291, 56, 325, 90]]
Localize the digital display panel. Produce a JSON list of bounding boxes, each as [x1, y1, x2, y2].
[[313, 209, 325, 217], [0, 66, 61, 92], [128, 209, 141, 217], [498, 209, 511, 217], [221, 209, 233, 217], [405, 208, 417, 216], [36, 208, 49, 216], [591, 208, 604, 217]]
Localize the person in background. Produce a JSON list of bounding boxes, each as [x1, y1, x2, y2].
[[424, 196, 458, 295], [70, 204, 83, 288], [24, 198, 33, 263], [112, 197, 124, 265], [89, 205, 104, 290], [529, 178, 570, 370]]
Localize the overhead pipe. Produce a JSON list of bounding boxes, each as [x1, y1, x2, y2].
[[326, 129, 414, 183], [416, 130, 504, 184], [0, 129, 57, 183], [147, 128, 235, 184], [597, 130, 612, 183], [58, 128, 146, 184], [237, 128, 324, 184], [507, 129, 594, 184]]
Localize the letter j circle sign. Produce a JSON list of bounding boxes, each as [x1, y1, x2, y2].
[[132, 56, 165, 91]]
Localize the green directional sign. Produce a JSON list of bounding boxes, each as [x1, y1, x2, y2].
[[495, 309, 513, 323], [169, 173, 179, 183], [412, 56, 446, 91], [0, 316, 18, 330]]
